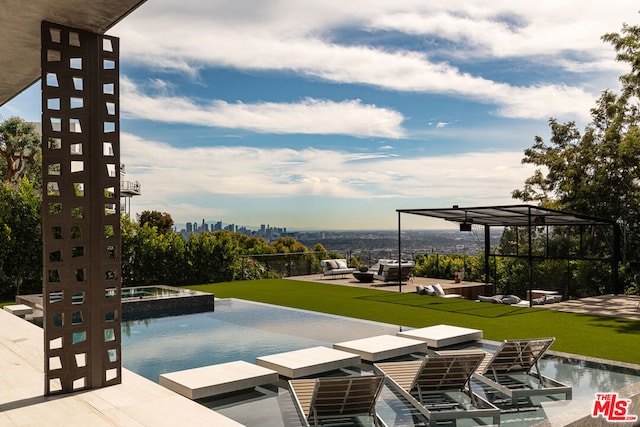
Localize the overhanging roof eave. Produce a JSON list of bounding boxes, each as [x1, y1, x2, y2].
[[0, 0, 147, 106]]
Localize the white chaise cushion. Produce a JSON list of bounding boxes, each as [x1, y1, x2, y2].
[[433, 283, 445, 296], [335, 259, 348, 269]]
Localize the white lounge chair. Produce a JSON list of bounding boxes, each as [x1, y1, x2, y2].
[[375, 352, 500, 427], [472, 337, 572, 408], [289, 374, 385, 426]]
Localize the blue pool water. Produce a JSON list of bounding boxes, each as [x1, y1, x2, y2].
[[121, 299, 401, 382], [121, 298, 640, 426]]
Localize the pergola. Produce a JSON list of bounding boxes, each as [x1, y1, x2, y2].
[[397, 204, 620, 304], [1, 0, 146, 395]]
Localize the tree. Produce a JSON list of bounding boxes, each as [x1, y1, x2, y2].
[[138, 210, 174, 234], [0, 179, 42, 298], [0, 117, 41, 188], [512, 22, 640, 291], [270, 237, 308, 253], [186, 231, 238, 283]]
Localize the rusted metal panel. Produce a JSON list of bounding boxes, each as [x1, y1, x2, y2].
[[41, 21, 121, 394]]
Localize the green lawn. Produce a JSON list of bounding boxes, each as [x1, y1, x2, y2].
[[188, 278, 640, 365]]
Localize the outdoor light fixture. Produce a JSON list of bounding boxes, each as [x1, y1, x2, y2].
[[533, 215, 546, 225], [459, 211, 472, 231]]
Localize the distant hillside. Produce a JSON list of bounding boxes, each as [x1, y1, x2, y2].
[[295, 229, 503, 262]]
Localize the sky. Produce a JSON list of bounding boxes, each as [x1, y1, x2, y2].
[[1, 1, 638, 230]]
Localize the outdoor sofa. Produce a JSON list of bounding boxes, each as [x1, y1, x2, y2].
[[372, 259, 415, 282], [320, 259, 355, 278]]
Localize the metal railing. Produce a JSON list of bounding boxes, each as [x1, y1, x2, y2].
[[120, 180, 141, 195]]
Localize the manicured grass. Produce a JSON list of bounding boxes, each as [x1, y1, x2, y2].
[[188, 278, 640, 365]]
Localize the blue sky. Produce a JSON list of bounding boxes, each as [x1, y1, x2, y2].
[[1, 1, 638, 230]]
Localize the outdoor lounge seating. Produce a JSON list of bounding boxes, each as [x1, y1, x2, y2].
[[288, 374, 385, 427], [372, 259, 414, 282], [320, 259, 355, 278], [472, 337, 572, 408], [374, 352, 500, 427]]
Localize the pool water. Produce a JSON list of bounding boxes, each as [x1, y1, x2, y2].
[[122, 299, 401, 381], [121, 298, 640, 426], [121, 285, 192, 299]]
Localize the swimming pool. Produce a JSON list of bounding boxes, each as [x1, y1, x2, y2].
[[121, 298, 640, 426]]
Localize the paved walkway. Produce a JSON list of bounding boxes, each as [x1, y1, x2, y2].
[[290, 274, 640, 321]]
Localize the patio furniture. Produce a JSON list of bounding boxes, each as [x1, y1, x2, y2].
[[372, 259, 414, 282], [321, 259, 355, 278], [352, 271, 374, 282], [289, 374, 385, 427], [472, 337, 572, 408], [374, 352, 500, 427]]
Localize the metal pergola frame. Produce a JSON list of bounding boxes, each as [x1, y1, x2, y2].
[[396, 204, 620, 306]]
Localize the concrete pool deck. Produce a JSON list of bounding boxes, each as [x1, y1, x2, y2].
[[0, 308, 242, 427]]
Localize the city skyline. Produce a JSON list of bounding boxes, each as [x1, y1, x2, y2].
[[1, 2, 638, 229], [177, 218, 287, 238]]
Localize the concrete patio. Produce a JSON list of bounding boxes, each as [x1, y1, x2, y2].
[[0, 308, 242, 426]]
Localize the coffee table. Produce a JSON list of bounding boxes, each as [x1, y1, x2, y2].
[[352, 271, 374, 283]]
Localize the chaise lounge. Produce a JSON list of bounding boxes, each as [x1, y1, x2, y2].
[[472, 337, 572, 408], [374, 352, 500, 426], [288, 374, 385, 426]]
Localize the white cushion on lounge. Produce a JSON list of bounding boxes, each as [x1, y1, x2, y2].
[[501, 295, 521, 305], [424, 285, 436, 296], [335, 259, 348, 269], [433, 283, 445, 296]]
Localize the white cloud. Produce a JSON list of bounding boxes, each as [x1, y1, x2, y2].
[[110, 0, 636, 121], [367, 3, 629, 62], [121, 78, 405, 138], [122, 133, 536, 224]]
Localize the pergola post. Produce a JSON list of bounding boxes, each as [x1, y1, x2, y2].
[[484, 224, 490, 285], [613, 223, 621, 294], [41, 21, 121, 394], [398, 211, 402, 292], [528, 206, 533, 307]]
